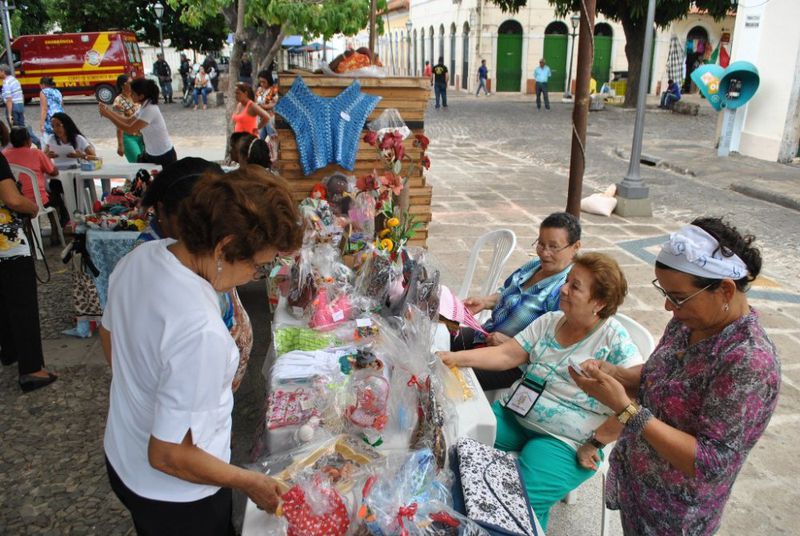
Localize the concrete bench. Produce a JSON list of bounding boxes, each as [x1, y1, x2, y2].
[[671, 101, 699, 116]]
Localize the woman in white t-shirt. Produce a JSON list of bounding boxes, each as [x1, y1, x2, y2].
[[101, 166, 303, 534], [43, 112, 96, 168], [99, 78, 177, 166], [438, 252, 642, 531]]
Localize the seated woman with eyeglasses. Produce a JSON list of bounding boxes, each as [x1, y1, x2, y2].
[[570, 217, 780, 535], [438, 252, 643, 531], [454, 212, 581, 390], [101, 165, 303, 534]]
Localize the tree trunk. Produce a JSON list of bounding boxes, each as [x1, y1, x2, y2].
[[224, 0, 247, 160], [621, 14, 645, 109]]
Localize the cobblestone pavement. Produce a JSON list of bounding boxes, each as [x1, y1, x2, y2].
[[2, 91, 799, 534]]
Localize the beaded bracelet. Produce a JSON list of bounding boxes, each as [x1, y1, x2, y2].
[[627, 406, 654, 436]]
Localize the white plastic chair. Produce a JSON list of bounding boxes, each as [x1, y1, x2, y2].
[[571, 312, 655, 535], [457, 229, 517, 323], [10, 164, 65, 260]]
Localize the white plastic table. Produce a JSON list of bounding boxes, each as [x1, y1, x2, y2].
[[60, 163, 162, 215]]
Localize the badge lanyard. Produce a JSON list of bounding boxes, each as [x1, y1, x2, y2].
[[505, 317, 606, 417]]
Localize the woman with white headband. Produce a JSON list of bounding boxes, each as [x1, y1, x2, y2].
[[570, 217, 780, 535]]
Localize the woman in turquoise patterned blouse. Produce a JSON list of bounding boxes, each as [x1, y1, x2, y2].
[[571, 217, 780, 535], [439, 252, 642, 530], [38, 77, 63, 138]]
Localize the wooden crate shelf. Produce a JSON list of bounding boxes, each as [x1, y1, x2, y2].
[[275, 72, 433, 247]]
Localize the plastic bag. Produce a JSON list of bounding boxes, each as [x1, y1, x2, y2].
[[356, 449, 477, 536], [319, 60, 388, 78], [368, 108, 411, 141], [581, 184, 618, 217], [323, 173, 356, 217], [353, 246, 404, 311], [279, 474, 352, 536]]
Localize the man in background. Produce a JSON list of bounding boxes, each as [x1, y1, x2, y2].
[[432, 57, 449, 109], [476, 59, 489, 96], [534, 58, 552, 110], [153, 53, 173, 104]]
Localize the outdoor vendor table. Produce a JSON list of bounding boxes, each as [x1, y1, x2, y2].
[[242, 299, 500, 535], [59, 163, 161, 216]]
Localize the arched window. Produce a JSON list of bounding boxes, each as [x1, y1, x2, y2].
[[594, 22, 613, 37], [543, 21, 569, 92], [593, 23, 614, 85], [450, 23, 457, 87], [462, 22, 470, 90]]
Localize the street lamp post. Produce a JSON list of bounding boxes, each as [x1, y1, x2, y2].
[[615, 0, 655, 217], [564, 13, 580, 99], [154, 2, 165, 59], [405, 20, 413, 76]]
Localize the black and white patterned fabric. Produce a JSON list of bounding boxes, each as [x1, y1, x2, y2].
[[453, 438, 538, 536]]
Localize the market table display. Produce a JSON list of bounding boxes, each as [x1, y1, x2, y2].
[[59, 162, 161, 216], [236, 71, 541, 536]]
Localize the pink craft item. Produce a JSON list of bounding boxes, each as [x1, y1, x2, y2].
[[438, 285, 488, 335], [310, 288, 354, 331], [281, 482, 350, 536]]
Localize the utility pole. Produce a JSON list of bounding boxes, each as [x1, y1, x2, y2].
[[1, 0, 14, 66], [565, 0, 596, 217], [368, 0, 377, 62], [615, 0, 656, 217]]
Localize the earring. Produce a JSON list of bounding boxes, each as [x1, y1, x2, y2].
[[723, 303, 730, 312], [216, 258, 223, 274]]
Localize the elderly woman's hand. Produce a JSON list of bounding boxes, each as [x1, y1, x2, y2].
[[247, 473, 283, 513], [463, 296, 489, 314], [577, 443, 601, 471], [569, 364, 631, 414], [486, 332, 511, 346], [436, 351, 462, 368]]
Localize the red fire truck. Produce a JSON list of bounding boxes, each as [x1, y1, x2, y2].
[[5, 31, 145, 104]]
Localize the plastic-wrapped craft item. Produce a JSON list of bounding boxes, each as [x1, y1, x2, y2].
[[287, 248, 316, 315], [262, 434, 384, 493], [323, 173, 356, 217], [279, 475, 351, 536], [310, 286, 354, 331], [354, 246, 403, 310], [356, 449, 469, 536], [320, 60, 388, 79], [349, 191, 376, 242], [273, 326, 342, 357], [299, 196, 337, 244], [367, 108, 412, 141], [345, 369, 390, 447]]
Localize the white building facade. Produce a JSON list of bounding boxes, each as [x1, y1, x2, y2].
[[726, 0, 800, 162], [407, 0, 733, 96]]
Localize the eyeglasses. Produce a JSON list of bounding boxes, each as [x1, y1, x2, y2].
[[651, 279, 714, 308], [533, 239, 572, 254], [252, 261, 274, 281]]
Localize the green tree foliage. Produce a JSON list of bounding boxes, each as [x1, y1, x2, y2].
[[13, 0, 52, 36], [488, 0, 736, 107], [44, 0, 227, 52]]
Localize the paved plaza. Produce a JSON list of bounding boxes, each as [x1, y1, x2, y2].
[[1, 91, 799, 534]]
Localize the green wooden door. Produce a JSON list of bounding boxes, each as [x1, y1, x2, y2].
[[543, 34, 567, 91], [593, 35, 612, 85], [496, 33, 522, 92]]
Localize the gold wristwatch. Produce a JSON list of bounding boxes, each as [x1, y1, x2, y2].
[[616, 403, 639, 425]]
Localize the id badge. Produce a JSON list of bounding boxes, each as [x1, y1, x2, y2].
[[505, 375, 547, 417]]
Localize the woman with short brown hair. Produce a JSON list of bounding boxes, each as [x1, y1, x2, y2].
[[101, 166, 303, 535], [438, 252, 642, 530]]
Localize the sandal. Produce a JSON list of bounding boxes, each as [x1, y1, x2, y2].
[[19, 372, 58, 393]]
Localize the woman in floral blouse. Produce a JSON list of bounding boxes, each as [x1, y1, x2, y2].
[[571, 217, 780, 535], [112, 75, 145, 163]]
